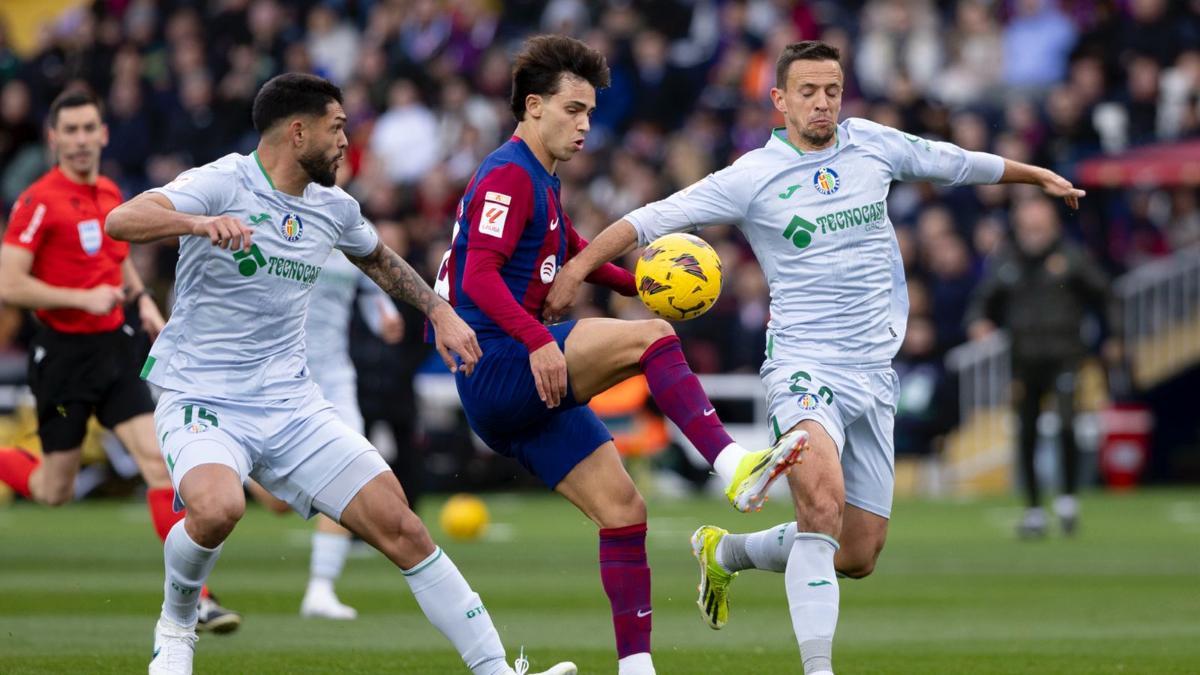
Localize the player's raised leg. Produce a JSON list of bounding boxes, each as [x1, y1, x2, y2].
[[150, 463, 245, 675], [555, 441, 655, 675], [339, 469, 576, 675], [563, 317, 805, 510], [114, 413, 241, 634]]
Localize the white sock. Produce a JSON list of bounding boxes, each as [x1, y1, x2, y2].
[[403, 547, 508, 675], [161, 520, 222, 628], [309, 531, 351, 591], [718, 522, 796, 573], [618, 652, 656, 674], [785, 533, 839, 675], [712, 443, 748, 484], [1053, 495, 1078, 519]]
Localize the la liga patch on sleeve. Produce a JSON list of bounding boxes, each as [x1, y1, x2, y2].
[[478, 191, 511, 238]]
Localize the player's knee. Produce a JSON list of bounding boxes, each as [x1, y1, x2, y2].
[[378, 507, 433, 551], [187, 492, 245, 538], [640, 319, 675, 347], [593, 486, 646, 529]]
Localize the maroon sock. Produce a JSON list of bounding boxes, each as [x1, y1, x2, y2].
[[0, 448, 39, 498], [639, 335, 734, 465], [599, 523, 652, 659]]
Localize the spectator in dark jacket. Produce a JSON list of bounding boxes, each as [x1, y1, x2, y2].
[[966, 196, 1115, 538]]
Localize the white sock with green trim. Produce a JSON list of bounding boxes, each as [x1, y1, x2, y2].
[[161, 520, 222, 628], [403, 547, 508, 675], [785, 533, 839, 675]]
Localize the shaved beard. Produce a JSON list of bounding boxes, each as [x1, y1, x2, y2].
[[299, 148, 337, 187]]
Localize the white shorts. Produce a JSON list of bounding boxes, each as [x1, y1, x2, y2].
[[762, 358, 899, 518], [311, 371, 364, 435], [154, 382, 388, 520]]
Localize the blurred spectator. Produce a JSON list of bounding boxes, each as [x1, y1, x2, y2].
[[1002, 0, 1077, 92], [370, 80, 440, 184], [966, 197, 1114, 539], [856, 0, 943, 100]]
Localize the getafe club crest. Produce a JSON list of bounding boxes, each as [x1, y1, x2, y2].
[[280, 213, 303, 242], [812, 167, 840, 196], [798, 393, 820, 410]]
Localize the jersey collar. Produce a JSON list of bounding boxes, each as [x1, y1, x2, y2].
[[250, 150, 278, 191], [510, 136, 560, 186]]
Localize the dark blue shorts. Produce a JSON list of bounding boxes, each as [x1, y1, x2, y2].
[[455, 320, 611, 488]]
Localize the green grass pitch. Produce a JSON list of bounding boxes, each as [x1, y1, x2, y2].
[[2, 489, 1199, 673]]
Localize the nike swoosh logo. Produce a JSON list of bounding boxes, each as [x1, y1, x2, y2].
[[808, 580, 832, 587], [549, 217, 559, 230], [703, 408, 716, 417], [636, 609, 652, 618]]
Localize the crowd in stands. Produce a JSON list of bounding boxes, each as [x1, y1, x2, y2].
[[0, 0, 1198, 455]]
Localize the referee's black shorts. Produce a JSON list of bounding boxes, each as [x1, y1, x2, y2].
[[27, 324, 155, 452]]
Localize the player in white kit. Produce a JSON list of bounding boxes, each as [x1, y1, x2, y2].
[[299, 246, 401, 619], [106, 73, 575, 675], [546, 42, 1084, 675]]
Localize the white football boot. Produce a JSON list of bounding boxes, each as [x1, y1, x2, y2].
[[148, 617, 197, 675], [300, 581, 358, 620]]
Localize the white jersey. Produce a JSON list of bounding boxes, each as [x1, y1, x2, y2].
[[305, 248, 397, 393], [625, 118, 1003, 368], [143, 152, 379, 400]]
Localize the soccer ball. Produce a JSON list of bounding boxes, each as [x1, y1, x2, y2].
[[439, 494, 489, 541], [635, 233, 723, 321]]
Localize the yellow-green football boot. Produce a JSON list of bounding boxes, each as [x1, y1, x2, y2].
[[691, 525, 736, 630], [725, 428, 809, 512]]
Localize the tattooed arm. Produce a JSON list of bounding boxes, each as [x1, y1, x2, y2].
[[348, 242, 481, 375]]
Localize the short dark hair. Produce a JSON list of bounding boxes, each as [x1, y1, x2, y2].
[[48, 88, 103, 128], [251, 73, 343, 133], [775, 41, 842, 88], [511, 35, 610, 122]]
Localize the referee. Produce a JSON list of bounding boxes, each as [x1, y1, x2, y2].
[[0, 89, 239, 632]]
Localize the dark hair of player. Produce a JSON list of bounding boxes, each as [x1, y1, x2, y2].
[[775, 41, 842, 87], [47, 88, 103, 129], [510, 35, 610, 122], [251, 73, 344, 133]]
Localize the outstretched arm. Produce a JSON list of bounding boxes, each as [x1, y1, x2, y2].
[[347, 242, 481, 374], [998, 159, 1086, 210], [106, 193, 254, 249]]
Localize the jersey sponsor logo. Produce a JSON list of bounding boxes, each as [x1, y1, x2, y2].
[[478, 192, 511, 238], [781, 200, 886, 251], [76, 219, 102, 255], [540, 254, 557, 283], [231, 244, 322, 285], [17, 203, 47, 244], [280, 213, 303, 242], [812, 167, 840, 195]]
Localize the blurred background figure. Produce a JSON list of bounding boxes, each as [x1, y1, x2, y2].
[[966, 196, 1116, 538]]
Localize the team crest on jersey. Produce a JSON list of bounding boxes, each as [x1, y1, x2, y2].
[[797, 393, 820, 410], [280, 213, 303, 242], [812, 167, 840, 196]]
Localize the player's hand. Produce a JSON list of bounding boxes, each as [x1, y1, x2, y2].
[[378, 311, 404, 345], [430, 302, 481, 375], [544, 264, 583, 323], [78, 284, 126, 315], [529, 340, 568, 408], [138, 293, 166, 342], [1038, 169, 1086, 211], [192, 215, 254, 251]]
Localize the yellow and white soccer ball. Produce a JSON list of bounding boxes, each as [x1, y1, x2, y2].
[[635, 233, 723, 321], [439, 494, 490, 541]]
